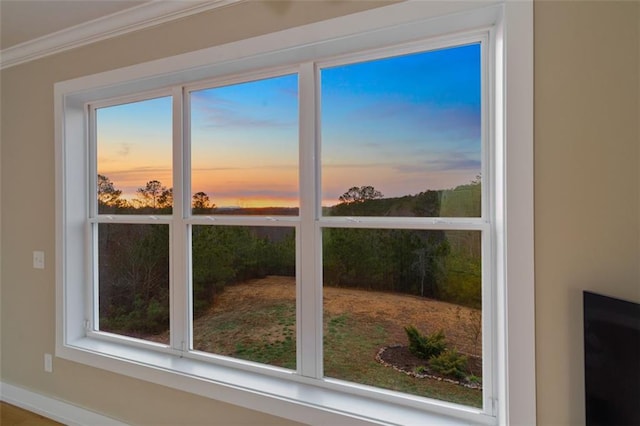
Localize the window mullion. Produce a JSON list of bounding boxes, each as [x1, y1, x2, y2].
[[298, 62, 321, 378], [171, 86, 188, 353], [483, 30, 497, 416], [88, 105, 98, 219], [88, 105, 98, 332]]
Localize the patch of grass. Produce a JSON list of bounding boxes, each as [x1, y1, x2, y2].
[[235, 335, 296, 369], [326, 313, 349, 340], [211, 320, 239, 332], [236, 303, 296, 364], [193, 301, 297, 369], [190, 278, 482, 408], [323, 312, 481, 408]]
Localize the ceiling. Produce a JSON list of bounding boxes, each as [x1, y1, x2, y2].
[[0, 0, 150, 51]]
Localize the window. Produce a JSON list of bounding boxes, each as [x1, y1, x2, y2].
[[56, 2, 534, 425], [317, 44, 487, 407]]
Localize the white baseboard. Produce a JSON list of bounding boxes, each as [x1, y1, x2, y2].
[[0, 381, 127, 426]]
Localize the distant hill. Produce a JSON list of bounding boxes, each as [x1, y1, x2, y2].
[[211, 207, 299, 216], [103, 181, 480, 218], [205, 181, 480, 218], [326, 182, 481, 218]]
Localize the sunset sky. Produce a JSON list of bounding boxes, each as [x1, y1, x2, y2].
[[97, 43, 481, 209]]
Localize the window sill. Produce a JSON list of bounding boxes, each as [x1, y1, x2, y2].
[[58, 337, 495, 426]]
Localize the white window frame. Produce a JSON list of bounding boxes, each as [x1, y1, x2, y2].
[[55, 2, 534, 425]]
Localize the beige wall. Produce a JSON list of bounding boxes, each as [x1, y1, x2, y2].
[[1, 1, 638, 425], [534, 0, 640, 425]]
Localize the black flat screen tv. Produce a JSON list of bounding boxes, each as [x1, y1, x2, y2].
[[583, 291, 640, 426]]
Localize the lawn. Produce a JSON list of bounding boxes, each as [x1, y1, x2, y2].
[[187, 275, 483, 408]]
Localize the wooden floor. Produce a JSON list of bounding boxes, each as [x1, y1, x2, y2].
[[1, 402, 63, 426]]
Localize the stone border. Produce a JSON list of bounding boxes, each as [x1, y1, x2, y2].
[[375, 345, 483, 390]]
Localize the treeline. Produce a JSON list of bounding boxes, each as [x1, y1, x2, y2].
[[327, 182, 481, 218], [98, 175, 216, 214], [323, 227, 480, 307], [99, 223, 170, 335], [97, 177, 481, 337], [191, 226, 295, 317]]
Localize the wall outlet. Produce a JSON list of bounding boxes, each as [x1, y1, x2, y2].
[[44, 353, 53, 373], [33, 251, 45, 269]]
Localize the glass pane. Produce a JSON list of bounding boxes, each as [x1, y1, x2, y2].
[[321, 44, 481, 217], [192, 225, 296, 370], [191, 74, 299, 215], [322, 228, 482, 407], [96, 96, 173, 214], [98, 223, 170, 344]]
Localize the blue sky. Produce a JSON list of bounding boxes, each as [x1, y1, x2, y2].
[[97, 96, 173, 198], [321, 43, 481, 203], [97, 43, 481, 207], [190, 74, 299, 208]]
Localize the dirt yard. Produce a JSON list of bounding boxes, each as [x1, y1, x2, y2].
[[147, 275, 483, 406], [198, 275, 482, 357]]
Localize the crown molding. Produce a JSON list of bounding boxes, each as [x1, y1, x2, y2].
[[0, 0, 243, 70]]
